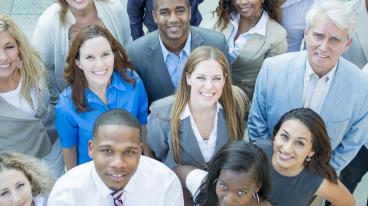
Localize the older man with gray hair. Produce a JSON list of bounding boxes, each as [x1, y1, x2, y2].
[[248, 0, 368, 172]]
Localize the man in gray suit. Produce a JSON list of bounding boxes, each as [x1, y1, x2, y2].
[[126, 0, 229, 105]]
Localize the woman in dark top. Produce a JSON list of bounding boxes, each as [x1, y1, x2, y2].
[[256, 108, 354, 206]]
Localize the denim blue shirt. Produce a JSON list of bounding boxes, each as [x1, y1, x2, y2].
[[56, 71, 148, 164], [159, 32, 191, 89]]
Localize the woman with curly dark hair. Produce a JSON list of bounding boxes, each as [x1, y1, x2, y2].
[[215, 0, 287, 100]]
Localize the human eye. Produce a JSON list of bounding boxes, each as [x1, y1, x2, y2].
[[160, 10, 169, 16], [280, 133, 288, 141], [5, 45, 15, 50], [330, 37, 340, 43], [85, 55, 94, 60], [237, 190, 247, 197], [102, 51, 112, 57], [101, 148, 113, 155], [125, 149, 138, 157], [176, 8, 185, 14], [196, 76, 206, 81], [296, 141, 305, 148], [16, 183, 25, 189], [0, 190, 9, 196], [218, 182, 228, 191], [213, 76, 223, 81], [313, 33, 323, 40]]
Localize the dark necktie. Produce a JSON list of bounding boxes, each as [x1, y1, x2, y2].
[[111, 190, 124, 206]]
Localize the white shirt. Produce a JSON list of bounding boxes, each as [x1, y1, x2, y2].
[[227, 12, 269, 63], [33, 195, 46, 206], [0, 81, 37, 116], [362, 64, 368, 148], [302, 60, 337, 113], [48, 156, 184, 206], [186, 169, 208, 199], [180, 102, 222, 163]]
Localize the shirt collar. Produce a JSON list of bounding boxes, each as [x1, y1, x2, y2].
[[305, 60, 337, 84], [281, 0, 305, 8], [180, 102, 223, 120], [230, 11, 268, 37], [159, 32, 192, 62]]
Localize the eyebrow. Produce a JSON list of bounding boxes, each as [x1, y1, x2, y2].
[[219, 179, 249, 191]]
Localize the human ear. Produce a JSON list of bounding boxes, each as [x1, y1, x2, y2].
[[75, 59, 82, 70], [88, 140, 94, 159], [186, 72, 191, 85]]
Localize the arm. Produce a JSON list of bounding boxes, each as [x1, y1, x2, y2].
[[146, 110, 170, 161], [330, 95, 368, 171], [63, 146, 77, 170], [127, 0, 146, 40], [140, 125, 153, 157], [247, 59, 272, 141], [119, 1, 132, 45], [316, 179, 355, 206]]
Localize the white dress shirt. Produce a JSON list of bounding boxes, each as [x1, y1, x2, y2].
[[227, 12, 268, 63], [362, 64, 368, 148], [48, 156, 184, 206], [302, 60, 337, 113], [180, 102, 222, 163]]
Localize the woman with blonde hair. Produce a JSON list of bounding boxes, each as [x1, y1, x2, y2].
[[0, 151, 54, 206], [0, 14, 64, 177], [32, 0, 131, 102], [147, 46, 246, 170]]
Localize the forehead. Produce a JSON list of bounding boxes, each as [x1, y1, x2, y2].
[[79, 36, 111, 53], [192, 59, 224, 75], [0, 31, 17, 45], [280, 119, 312, 141], [218, 169, 256, 188], [308, 14, 348, 39], [95, 125, 140, 146], [156, 0, 188, 9], [0, 168, 28, 187]]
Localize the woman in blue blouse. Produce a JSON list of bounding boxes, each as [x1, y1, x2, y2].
[[56, 25, 148, 170]]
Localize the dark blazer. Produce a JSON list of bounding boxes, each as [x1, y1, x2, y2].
[[127, 0, 204, 40], [147, 100, 230, 170], [126, 26, 230, 105]]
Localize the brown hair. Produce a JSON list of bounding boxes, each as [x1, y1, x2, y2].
[[0, 14, 46, 108], [171, 46, 245, 163], [64, 24, 135, 112], [57, 0, 108, 24], [215, 0, 283, 31], [0, 151, 54, 196], [273, 108, 338, 183]]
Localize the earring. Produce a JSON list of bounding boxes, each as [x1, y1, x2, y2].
[[306, 156, 312, 162], [252, 192, 260, 203], [213, 178, 218, 184]]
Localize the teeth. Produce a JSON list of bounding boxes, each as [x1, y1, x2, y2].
[[201, 92, 214, 97], [92, 70, 107, 75], [279, 152, 292, 160], [317, 54, 328, 58], [111, 174, 123, 177], [0, 64, 10, 68]]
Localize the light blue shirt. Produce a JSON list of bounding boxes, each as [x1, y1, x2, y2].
[[56, 71, 148, 164], [159, 33, 192, 89]]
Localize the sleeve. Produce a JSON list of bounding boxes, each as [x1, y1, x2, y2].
[[186, 169, 208, 198], [247, 58, 272, 141], [218, 33, 231, 68], [55, 95, 79, 148], [147, 110, 170, 161], [127, 0, 146, 40], [136, 74, 148, 124], [330, 95, 368, 172], [164, 172, 185, 206], [119, 2, 133, 46], [32, 11, 59, 103], [47, 181, 74, 206]]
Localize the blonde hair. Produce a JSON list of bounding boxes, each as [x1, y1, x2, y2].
[[0, 151, 54, 196], [57, 0, 108, 25], [171, 46, 245, 163], [0, 14, 45, 107]]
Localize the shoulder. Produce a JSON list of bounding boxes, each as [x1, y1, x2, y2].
[[36, 3, 61, 25], [191, 26, 225, 40], [52, 162, 93, 191], [96, 0, 124, 13], [137, 156, 179, 181], [149, 96, 174, 120], [339, 57, 368, 87], [266, 18, 287, 40], [126, 31, 158, 52]]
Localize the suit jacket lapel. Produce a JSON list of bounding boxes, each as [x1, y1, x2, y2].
[[147, 32, 175, 94], [215, 110, 229, 151], [319, 59, 345, 121], [179, 117, 207, 167], [0, 97, 36, 120], [288, 53, 306, 108]]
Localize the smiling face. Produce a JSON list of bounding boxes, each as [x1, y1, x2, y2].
[[0, 31, 20, 82], [233, 0, 263, 21], [76, 36, 114, 91], [186, 59, 225, 108], [65, 0, 94, 13], [0, 169, 33, 206], [153, 0, 191, 48], [272, 119, 315, 175], [304, 14, 351, 77], [88, 124, 142, 191], [216, 169, 259, 206]]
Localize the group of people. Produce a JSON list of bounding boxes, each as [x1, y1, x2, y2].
[[1, 0, 368, 205]]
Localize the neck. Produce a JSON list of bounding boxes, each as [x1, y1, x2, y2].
[[188, 100, 217, 115], [70, 2, 96, 20], [239, 10, 263, 29], [0, 69, 20, 93], [88, 82, 108, 103], [161, 31, 189, 55]]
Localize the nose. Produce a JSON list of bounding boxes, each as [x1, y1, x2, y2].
[[168, 12, 179, 23], [12, 192, 24, 205], [282, 141, 294, 153], [111, 154, 126, 169], [204, 80, 214, 89], [319, 39, 330, 51], [222, 192, 237, 205], [95, 57, 104, 67], [239, 0, 248, 4]]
